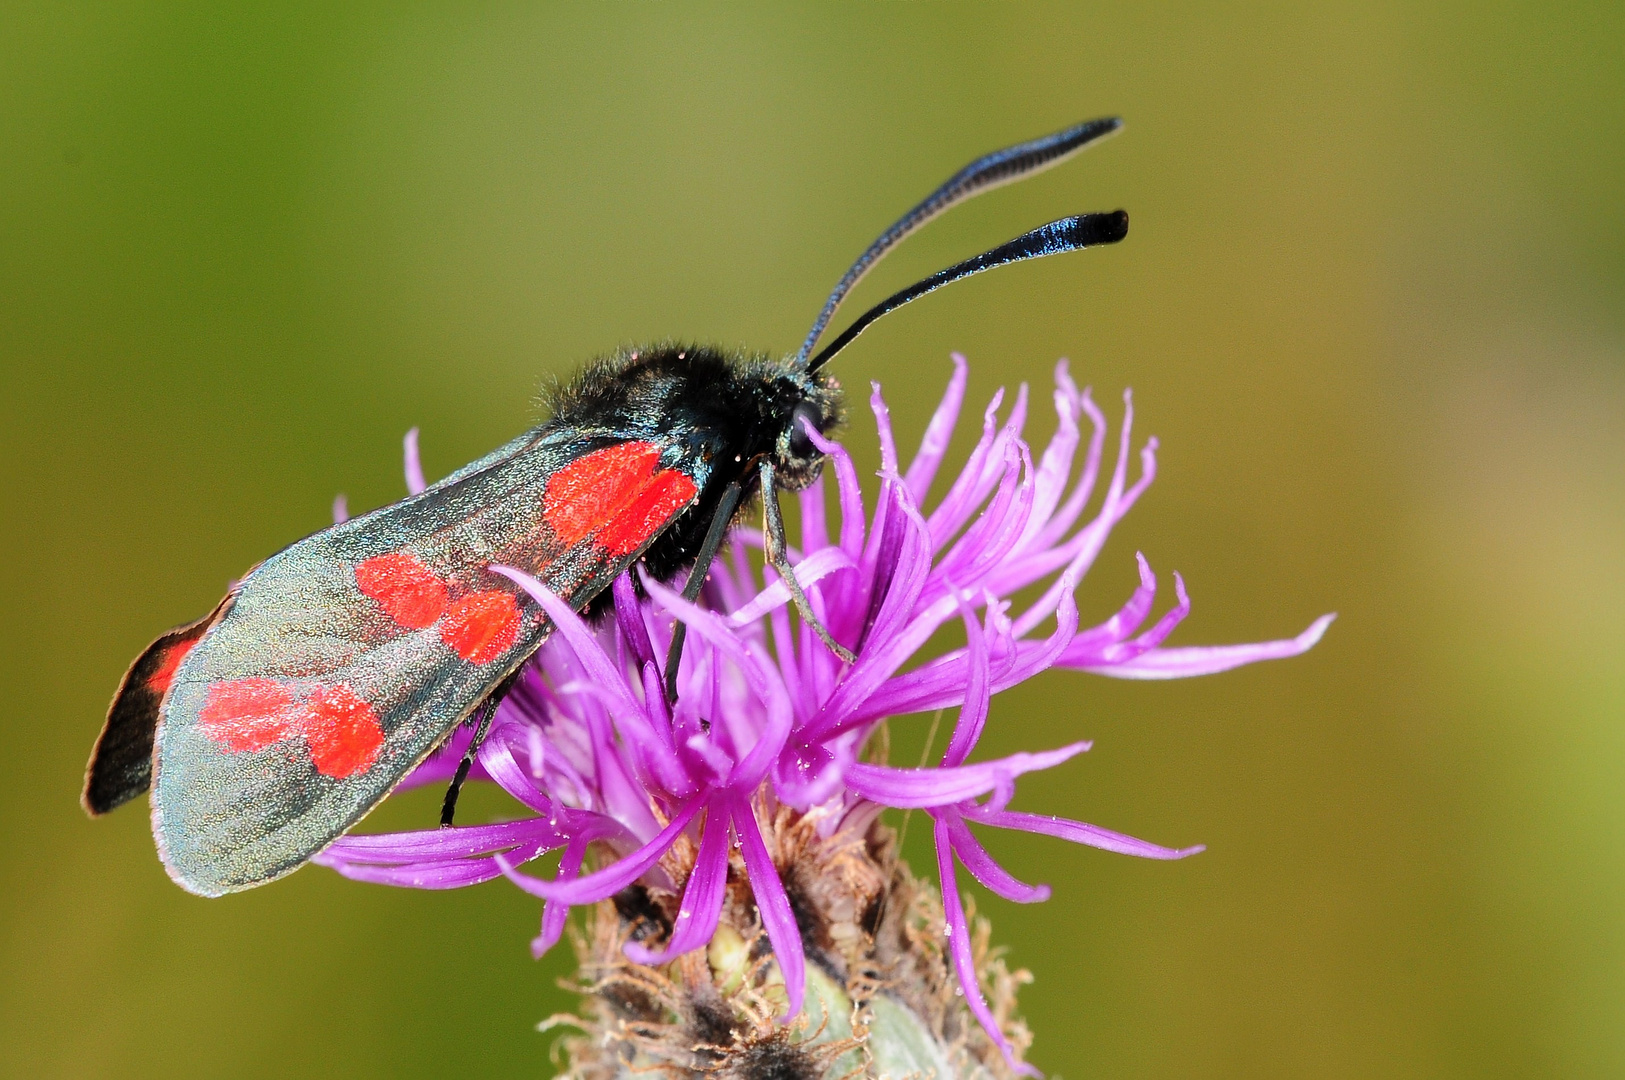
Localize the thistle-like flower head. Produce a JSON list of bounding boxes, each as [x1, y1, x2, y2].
[[317, 355, 1331, 1074]]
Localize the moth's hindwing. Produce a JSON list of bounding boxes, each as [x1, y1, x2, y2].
[[84, 595, 234, 816], [153, 431, 703, 895]]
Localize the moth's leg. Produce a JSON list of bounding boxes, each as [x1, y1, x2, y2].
[[664, 480, 743, 703], [439, 675, 514, 828], [759, 460, 856, 663]]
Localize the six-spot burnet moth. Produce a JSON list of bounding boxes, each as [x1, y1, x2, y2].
[[82, 117, 1130, 897]]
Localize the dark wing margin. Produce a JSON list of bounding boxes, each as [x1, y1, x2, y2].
[[83, 594, 233, 815]]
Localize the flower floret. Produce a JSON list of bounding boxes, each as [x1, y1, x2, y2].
[[314, 353, 1331, 1068]]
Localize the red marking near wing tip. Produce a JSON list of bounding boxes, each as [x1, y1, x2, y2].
[[355, 552, 449, 629], [440, 590, 522, 663], [199, 679, 296, 752], [543, 441, 696, 554], [300, 684, 384, 778], [148, 639, 198, 696]]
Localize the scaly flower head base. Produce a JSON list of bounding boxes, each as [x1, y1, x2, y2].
[[548, 808, 1030, 1080], [316, 355, 1332, 1077]]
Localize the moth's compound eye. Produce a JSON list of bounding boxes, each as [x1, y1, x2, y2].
[[787, 404, 822, 459]]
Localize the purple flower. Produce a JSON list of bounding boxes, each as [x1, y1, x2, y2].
[[315, 355, 1331, 1072]]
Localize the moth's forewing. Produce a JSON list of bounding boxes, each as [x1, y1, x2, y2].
[[152, 431, 703, 896], [83, 595, 233, 816]]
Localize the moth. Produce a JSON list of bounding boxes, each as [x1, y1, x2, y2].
[[83, 117, 1128, 896]]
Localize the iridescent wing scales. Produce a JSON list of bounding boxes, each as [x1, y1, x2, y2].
[[152, 429, 704, 896]]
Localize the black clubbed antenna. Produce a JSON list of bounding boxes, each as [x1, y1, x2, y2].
[[794, 116, 1122, 367], [806, 210, 1127, 373]]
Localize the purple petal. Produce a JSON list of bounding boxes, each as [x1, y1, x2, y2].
[[641, 572, 793, 787], [322, 818, 565, 862], [997, 429, 1159, 631], [933, 816, 1041, 1077], [871, 381, 901, 477], [398, 723, 492, 790], [635, 661, 698, 799], [484, 707, 596, 816], [1074, 613, 1336, 679], [534, 832, 592, 958], [733, 795, 807, 1021], [1063, 552, 1158, 651], [931, 441, 1032, 590], [495, 798, 701, 904], [843, 743, 1090, 809], [844, 581, 1078, 730], [477, 735, 556, 816], [1130, 571, 1190, 650], [847, 484, 934, 676], [491, 567, 678, 821], [320, 838, 554, 889], [856, 384, 910, 649], [772, 734, 853, 811], [949, 383, 1030, 533], [962, 805, 1204, 860], [940, 597, 992, 768], [766, 600, 808, 727], [1027, 380, 1107, 552], [1002, 382, 1030, 449], [331, 493, 348, 524], [724, 531, 759, 611], [624, 802, 730, 963], [725, 547, 856, 626], [403, 427, 426, 495], [925, 386, 1004, 546], [903, 352, 969, 501], [554, 678, 687, 797], [798, 471, 830, 554], [996, 433, 1158, 616], [613, 572, 656, 669], [1020, 362, 1082, 546], [492, 567, 643, 722], [940, 811, 1051, 903], [1061, 570, 1191, 667], [803, 421, 865, 558], [806, 495, 936, 740], [1101, 389, 1134, 507], [684, 724, 735, 780]]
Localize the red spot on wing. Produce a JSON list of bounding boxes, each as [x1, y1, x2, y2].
[[300, 684, 384, 778], [440, 591, 521, 663], [356, 552, 449, 629], [598, 470, 699, 557], [544, 442, 695, 552], [358, 546, 525, 663], [148, 639, 198, 696], [199, 679, 296, 752], [199, 678, 383, 779]]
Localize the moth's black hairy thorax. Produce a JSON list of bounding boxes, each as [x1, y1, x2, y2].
[[543, 344, 843, 613]]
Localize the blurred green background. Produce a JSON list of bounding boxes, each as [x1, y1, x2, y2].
[[4, 3, 1622, 1077]]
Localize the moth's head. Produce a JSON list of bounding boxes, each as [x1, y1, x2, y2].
[[770, 367, 844, 491]]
